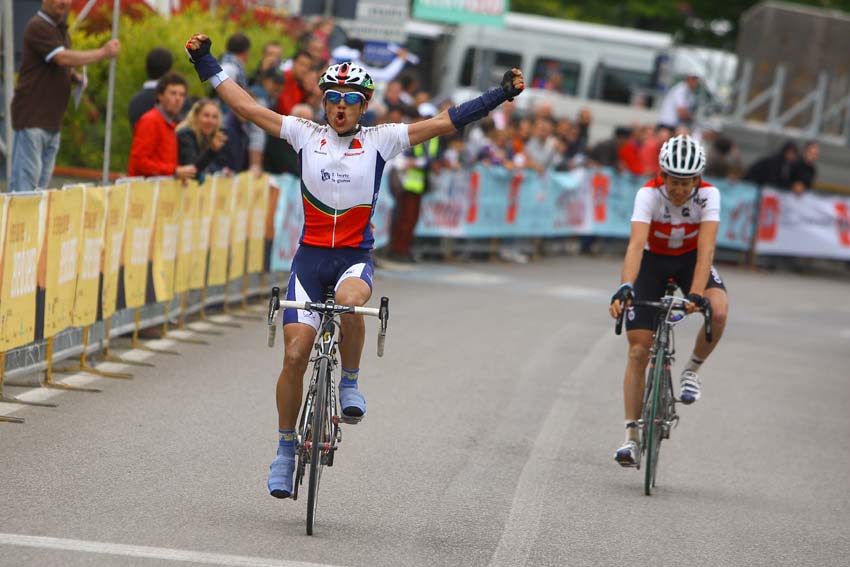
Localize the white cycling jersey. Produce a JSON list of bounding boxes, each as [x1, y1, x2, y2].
[[631, 176, 721, 255], [280, 115, 410, 249]]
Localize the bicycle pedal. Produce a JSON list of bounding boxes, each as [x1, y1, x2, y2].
[[339, 414, 363, 425]]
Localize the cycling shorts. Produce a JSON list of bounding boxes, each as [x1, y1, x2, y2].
[[283, 244, 374, 330], [626, 249, 726, 332]]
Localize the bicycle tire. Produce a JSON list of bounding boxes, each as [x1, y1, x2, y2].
[[292, 388, 314, 502], [306, 357, 330, 535], [644, 349, 665, 496]]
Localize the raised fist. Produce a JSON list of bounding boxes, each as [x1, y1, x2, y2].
[[186, 34, 211, 63], [501, 68, 525, 101]]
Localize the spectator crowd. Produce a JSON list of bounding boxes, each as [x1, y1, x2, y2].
[[7, 5, 823, 252]]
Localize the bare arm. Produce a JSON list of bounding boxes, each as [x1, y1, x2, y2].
[[609, 221, 649, 318], [213, 76, 283, 137], [53, 39, 119, 67], [187, 34, 283, 137], [621, 221, 650, 285], [609, 222, 649, 318], [690, 221, 719, 296], [409, 68, 525, 147], [408, 112, 457, 147]]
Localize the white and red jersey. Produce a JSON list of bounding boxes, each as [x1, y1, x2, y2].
[[280, 116, 410, 249], [631, 176, 721, 255]]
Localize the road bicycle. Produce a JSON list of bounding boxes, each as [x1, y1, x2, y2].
[[267, 286, 389, 535], [615, 280, 712, 495]]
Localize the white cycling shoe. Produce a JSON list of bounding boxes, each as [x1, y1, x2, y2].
[[679, 370, 702, 405], [614, 440, 639, 467]]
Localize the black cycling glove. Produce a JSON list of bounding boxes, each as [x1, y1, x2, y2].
[[501, 69, 523, 101], [611, 283, 634, 305], [687, 293, 709, 310]]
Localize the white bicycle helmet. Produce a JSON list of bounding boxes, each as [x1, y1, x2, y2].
[[318, 61, 375, 100], [659, 134, 705, 177]]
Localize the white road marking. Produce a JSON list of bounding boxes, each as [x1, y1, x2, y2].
[[0, 533, 339, 567], [488, 330, 615, 567]]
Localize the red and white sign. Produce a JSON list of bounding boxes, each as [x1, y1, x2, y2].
[[756, 188, 850, 260]]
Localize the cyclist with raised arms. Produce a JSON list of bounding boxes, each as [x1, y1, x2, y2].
[[608, 135, 728, 467], [185, 34, 525, 497]]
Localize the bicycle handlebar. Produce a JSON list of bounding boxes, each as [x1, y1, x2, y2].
[[279, 300, 380, 317], [267, 288, 390, 356], [614, 295, 713, 343]]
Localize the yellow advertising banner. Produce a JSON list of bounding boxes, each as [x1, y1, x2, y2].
[[41, 187, 84, 338], [189, 181, 214, 290], [123, 180, 156, 309], [151, 179, 180, 302], [0, 194, 7, 263], [174, 181, 199, 295], [72, 187, 106, 327], [101, 184, 128, 319], [0, 196, 42, 351], [247, 174, 269, 274], [207, 176, 233, 287], [228, 173, 250, 282]]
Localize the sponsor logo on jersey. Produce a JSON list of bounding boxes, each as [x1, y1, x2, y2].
[[694, 194, 708, 208], [349, 138, 362, 150], [320, 169, 351, 184], [682, 207, 690, 217]]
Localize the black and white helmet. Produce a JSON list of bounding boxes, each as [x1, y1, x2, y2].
[[659, 135, 705, 177]]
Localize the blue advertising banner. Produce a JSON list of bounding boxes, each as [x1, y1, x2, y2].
[[415, 166, 759, 249], [269, 167, 759, 272]]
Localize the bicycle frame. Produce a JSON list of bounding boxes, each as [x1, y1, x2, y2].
[[266, 286, 388, 534], [615, 281, 713, 495]]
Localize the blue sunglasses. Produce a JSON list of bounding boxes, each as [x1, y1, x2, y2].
[[324, 89, 366, 105]]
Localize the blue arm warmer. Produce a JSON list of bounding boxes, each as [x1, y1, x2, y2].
[[191, 53, 223, 83], [448, 87, 508, 130]]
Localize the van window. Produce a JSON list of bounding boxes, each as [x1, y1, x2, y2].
[[593, 66, 653, 105], [460, 48, 522, 90], [531, 58, 581, 96]]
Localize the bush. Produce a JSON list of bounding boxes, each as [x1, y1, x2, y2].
[[59, 3, 294, 173]]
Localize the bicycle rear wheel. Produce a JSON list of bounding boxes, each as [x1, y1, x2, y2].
[[643, 349, 665, 496], [306, 357, 330, 535]]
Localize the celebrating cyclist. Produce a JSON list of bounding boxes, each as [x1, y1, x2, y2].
[[185, 34, 525, 498], [608, 135, 728, 467]]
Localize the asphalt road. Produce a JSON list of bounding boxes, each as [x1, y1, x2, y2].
[[1, 256, 849, 567]]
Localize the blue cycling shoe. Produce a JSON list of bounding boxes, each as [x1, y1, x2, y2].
[[267, 445, 295, 499], [339, 386, 366, 423]]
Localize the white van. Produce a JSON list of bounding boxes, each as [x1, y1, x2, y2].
[[402, 13, 736, 143], [407, 12, 672, 105]]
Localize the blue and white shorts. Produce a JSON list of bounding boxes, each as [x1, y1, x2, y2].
[[283, 244, 374, 330]]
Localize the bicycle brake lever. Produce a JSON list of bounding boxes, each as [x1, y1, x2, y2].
[[704, 304, 714, 343], [377, 296, 389, 357], [267, 287, 280, 348]]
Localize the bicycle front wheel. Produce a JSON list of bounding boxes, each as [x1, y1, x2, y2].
[[643, 349, 665, 496], [306, 357, 330, 535]]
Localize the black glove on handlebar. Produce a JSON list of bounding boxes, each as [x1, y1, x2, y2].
[[687, 293, 709, 310]]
